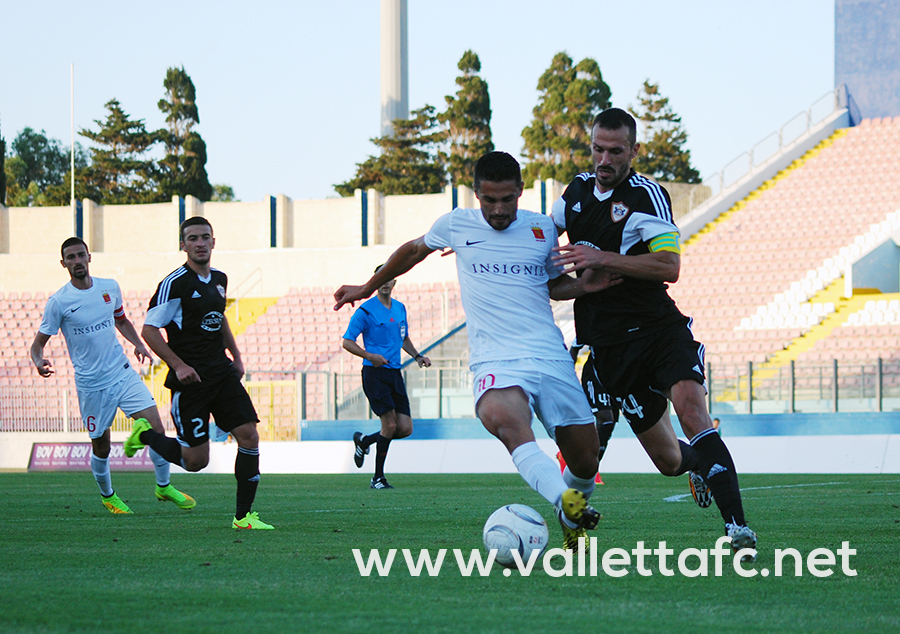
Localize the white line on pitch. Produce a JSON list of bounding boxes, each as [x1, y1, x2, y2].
[[663, 481, 845, 503]]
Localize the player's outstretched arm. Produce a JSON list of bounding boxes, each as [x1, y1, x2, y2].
[[30, 332, 54, 378], [333, 236, 435, 311], [114, 313, 153, 364], [141, 324, 202, 384]]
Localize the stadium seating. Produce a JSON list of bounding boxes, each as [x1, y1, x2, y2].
[[668, 117, 900, 369], [236, 282, 466, 376]]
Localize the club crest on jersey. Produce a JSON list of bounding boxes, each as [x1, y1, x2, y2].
[[201, 311, 224, 332], [611, 201, 630, 223], [102, 292, 111, 304], [216, 284, 226, 298], [531, 225, 546, 241]]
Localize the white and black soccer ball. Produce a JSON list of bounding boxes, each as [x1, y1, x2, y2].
[[482, 504, 549, 567]]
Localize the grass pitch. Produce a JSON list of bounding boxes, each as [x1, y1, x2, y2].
[[1, 471, 898, 634]]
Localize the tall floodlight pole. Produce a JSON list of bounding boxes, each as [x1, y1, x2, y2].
[[70, 63, 75, 211], [380, 0, 408, 137]]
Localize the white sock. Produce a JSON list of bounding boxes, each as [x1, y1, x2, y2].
[[511, 441, 568, 509], [149, 448, 170, 488], [563, 466, 596, 501], [91, 453, 113, 497]]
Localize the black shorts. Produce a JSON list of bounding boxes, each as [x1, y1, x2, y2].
[[581, 351, 619, 424], [361, 366, 411, 417], [170, 371, 259, 447], [591, 319, 705, 434]]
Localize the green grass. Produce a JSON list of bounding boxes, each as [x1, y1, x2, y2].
[[1, 472, 898, 634]]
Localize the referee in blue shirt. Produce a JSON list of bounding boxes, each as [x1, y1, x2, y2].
[[342, 266, 431, 489]]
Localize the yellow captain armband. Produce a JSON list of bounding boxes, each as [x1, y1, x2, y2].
[[648, 232, 681, 254]]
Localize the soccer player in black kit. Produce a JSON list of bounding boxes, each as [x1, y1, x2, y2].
[[124, 217, 273, 529], [551, 108, 756, 558]]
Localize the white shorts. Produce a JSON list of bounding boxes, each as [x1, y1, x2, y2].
[[471, 358, 594, 440], [77, 371, 156, 439]]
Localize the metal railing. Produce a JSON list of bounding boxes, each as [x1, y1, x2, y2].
[[3, 358, 898, 437], [707, 358, 900, 415], [698, 88, 844, 201]]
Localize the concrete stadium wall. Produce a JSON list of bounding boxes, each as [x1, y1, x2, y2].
[[291, 193, 363, 249], [2, 204, 74, 254], [0, 179, 560, 297], [0, 243, 460, 299], [91, 200, 180, 253]]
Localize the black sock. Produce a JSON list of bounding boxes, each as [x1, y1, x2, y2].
[[235, 447, 260, 519], [674, 440, 699, 476], [362, 432, 379, 449], [374, 434, 392, 479], [597, 421, 616, 462], [140, 429, 182, 465], [692, 429, 746, 526]]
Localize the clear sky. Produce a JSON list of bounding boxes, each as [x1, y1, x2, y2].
[[1, 1, 835, 203]]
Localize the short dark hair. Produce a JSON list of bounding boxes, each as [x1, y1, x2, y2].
[[60, 237, 88, 259], [473, 151, 522, 191], [180, 216, 213, 240], [592, 108, 637, 147]]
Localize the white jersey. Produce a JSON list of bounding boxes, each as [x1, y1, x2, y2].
[[424, 207, 570, 367], [39, 277, 133, 391]]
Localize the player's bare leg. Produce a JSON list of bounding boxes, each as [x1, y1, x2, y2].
[[478, 387, 599, 550]]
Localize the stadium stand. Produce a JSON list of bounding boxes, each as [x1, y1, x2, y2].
[[667, 117, 900, 371]]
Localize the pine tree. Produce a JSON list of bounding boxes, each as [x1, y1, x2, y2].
[[80, 98, 159, 204], [439, 50, 493, 188], [629, 80, 700, 184], [521, 52, 611, 187], [335, 105, 446, 196], [157, 66, 212, 201]]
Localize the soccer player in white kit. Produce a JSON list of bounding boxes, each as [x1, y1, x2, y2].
[[30, 238, 194, 514], [334, 152, 622, 549]]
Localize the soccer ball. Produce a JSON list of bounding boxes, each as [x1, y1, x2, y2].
[[482, 504, 550, 567]]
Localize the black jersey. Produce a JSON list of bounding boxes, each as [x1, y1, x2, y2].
[[145, 265, 232, 389], [553, 170, 686, 346]]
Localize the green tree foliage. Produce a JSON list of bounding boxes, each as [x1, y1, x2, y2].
[[157, 66, 213, 201], [80, 99, 159, 204], [335, 105, 446, 196], [3, 127, 89, 206], [439, 50, 493, 188], [210, 184, 235, 201], [629, 80, 700, 184], [521, 52, 611, 187], [0, 122, 6, 206]]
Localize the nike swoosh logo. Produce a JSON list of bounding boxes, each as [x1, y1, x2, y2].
[[71, 307, 81, 313], [465, 240, 485, 246]]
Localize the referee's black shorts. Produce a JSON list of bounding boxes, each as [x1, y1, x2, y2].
[[591, 318, 705, 434], [361, 366, 411, 417]]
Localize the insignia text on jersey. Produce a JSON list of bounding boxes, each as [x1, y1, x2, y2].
[[73, 318, 114, 336], [470, 263, 546, 277]]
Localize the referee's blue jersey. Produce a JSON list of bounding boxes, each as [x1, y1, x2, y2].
[[343, 296, 408, 368]]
